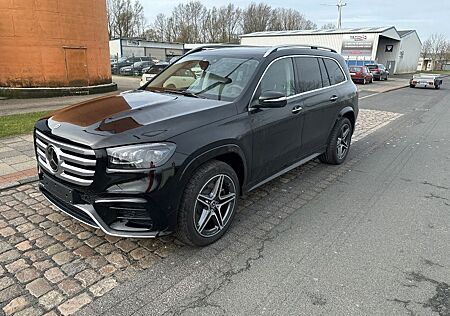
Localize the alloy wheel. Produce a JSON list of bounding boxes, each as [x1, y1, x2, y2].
[[336, 123, 351, 160], [193, 174, 237, 238]]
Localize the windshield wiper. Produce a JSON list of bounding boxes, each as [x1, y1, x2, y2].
[[161, 89, 199, 98]]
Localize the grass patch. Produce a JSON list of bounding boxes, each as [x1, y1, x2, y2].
[[0, 111, 50, 138]]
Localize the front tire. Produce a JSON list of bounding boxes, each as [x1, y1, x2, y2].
[[319, 117, 353, 165], [177, 160, 239, 246]]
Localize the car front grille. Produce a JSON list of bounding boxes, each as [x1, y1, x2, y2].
[[35, 130, 97, 187]]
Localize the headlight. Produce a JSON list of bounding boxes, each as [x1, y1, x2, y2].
[[107, 143, 176, 169]]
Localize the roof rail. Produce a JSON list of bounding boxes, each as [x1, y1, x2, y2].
[[185, 44, 242, 55], [263, 44, 337, 57], [167, 44, 242, 64]]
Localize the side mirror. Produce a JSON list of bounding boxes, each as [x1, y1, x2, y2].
[[257, 91, 287, 108]]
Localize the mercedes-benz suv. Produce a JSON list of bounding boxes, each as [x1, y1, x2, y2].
[[34, 45, 358, 246]]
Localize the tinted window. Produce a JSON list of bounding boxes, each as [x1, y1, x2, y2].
[[260, 58, 295, 97], [324, 59, 346, 85], [366, 65, 377, 70], [319, 58, 331, 87], [295, 57, 322, 93]]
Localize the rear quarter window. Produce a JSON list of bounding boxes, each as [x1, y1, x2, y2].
[[323, 59, 346, 85]]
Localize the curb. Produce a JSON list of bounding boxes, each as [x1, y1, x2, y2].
[[381, 84, 409, 93], [0, 175, 38, 191], [0, 82, 118, 99]]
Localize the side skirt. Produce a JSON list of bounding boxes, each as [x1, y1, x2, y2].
[[247, 153, 322, 192]]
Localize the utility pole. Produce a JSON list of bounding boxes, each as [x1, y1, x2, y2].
[[321, 0, 347, 29], [336, 0, 347, 29]]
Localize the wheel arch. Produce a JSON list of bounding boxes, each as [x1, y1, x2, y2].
[[178, 143, 248, 195], [338, 107, 356, 132]]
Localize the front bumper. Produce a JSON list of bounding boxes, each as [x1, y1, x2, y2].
[[40, 185, 167, 238]]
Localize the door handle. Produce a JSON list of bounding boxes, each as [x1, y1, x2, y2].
[[330, 95, 338, 102], [292, 105, 303, 114]]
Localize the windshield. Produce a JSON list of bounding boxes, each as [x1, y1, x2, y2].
[[146, 53, 260, 101]]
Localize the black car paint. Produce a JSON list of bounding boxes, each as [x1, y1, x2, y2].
[[35, 47, 358, 237]]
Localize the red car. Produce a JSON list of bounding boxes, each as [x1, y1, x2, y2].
[[349, 66, 373, 84]]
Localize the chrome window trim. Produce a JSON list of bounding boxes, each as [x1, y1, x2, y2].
[[248, 54, 348, 111]]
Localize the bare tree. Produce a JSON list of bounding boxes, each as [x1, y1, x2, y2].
[[321, 22, 335, 30], [107, 0, 146, 39], [242, 3, 272, 34], [268, 8, 316, 31], [429, 33, 446, 70], [131, 1, 319, 44], [421, 38, 432, 59]]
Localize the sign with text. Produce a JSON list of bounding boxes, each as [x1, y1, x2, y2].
[[341, 34, 375, 57]]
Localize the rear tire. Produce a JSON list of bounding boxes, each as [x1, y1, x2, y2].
[[435, 84, 440, 90], [410, 84, 416, 88], [319, 117, 353, 165], [177, 160, 239, 247]]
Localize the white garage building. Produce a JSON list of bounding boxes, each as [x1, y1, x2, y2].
[[241, 27, 421, 74], [109, 38, 185, 61]]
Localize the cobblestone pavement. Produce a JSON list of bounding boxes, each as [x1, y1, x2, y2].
[[0, 135, 37, 189], [0, 108, 403, 315]]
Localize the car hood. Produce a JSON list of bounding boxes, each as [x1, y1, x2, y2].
[[42, 90, 235, 149]]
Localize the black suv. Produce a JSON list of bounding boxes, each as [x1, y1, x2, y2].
[[34, 45, 358, 246], [366, 63, 389, 81]]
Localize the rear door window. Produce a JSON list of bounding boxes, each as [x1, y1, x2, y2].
[[294, 57, 323, 93], [323, 59, 346, 85]]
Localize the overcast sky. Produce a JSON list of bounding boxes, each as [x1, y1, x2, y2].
[[144, 0, 450, 41]]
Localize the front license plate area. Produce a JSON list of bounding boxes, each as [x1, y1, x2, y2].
[[42, 175, 75, 204]]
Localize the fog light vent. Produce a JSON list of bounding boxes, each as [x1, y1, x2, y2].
[[111, 207, 150, 220]]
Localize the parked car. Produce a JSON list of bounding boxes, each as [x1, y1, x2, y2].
[[119, 61, 154, 76], [112, 56, 152, 74], [34, 45, 358, 246], [366, 64, 389, 81], [410, 73, 443, 89], [140, 62, 169, 86], [349, 66, 373, 84]]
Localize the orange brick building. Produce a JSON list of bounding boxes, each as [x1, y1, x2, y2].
[[0, 0, 112, 88]]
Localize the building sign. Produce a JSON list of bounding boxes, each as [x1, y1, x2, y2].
[[341, 34, 374, 57], [127, 40, 141, 46]]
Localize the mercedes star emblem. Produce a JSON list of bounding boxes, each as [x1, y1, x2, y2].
[[46, 145, 59, 173]]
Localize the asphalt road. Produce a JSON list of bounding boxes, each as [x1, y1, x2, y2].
[[199, 81, 450, 316], [196, 84, 450, 315], [77, 79, 450, 316]]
